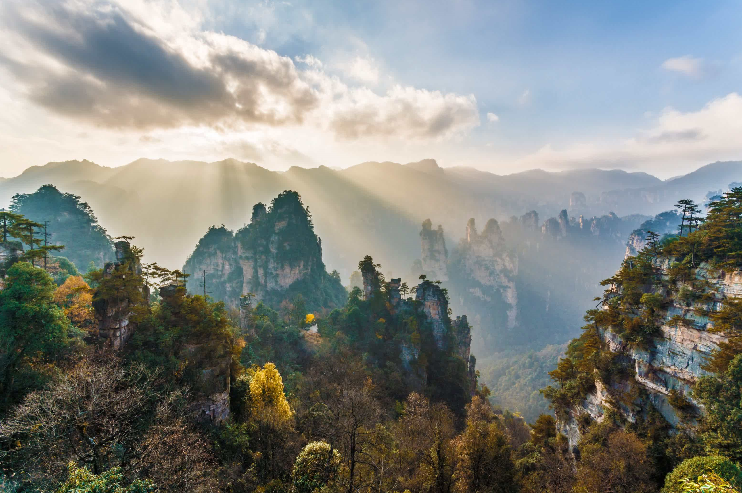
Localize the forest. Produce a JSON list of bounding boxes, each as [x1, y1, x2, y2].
[[0, 187, 739, 492]]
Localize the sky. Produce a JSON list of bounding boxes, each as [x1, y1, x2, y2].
[[0, 0, 740, 178]]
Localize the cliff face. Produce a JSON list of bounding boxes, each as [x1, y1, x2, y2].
[[419, 219, 448, 281], [624, 210, 681, 259], [184, 191, 346, 311], [94, 241, 150, 350], [416, 279, 450, 349], [558, 260, 742, 452], [361, 265, 475, 390], [450, 218, 519, 330]]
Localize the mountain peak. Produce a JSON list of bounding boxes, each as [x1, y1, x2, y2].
[[406, 159, 441, 172]]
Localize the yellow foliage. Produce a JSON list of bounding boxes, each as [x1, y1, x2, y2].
[[53, 276, 94, 329], [305, 313, 315, 324], [249, 362, 293, 429]]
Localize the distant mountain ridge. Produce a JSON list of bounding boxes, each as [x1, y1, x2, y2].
[[0, 158, 738, 277]]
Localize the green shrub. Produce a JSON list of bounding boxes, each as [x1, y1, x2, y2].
[[662, 456, 741, 493]]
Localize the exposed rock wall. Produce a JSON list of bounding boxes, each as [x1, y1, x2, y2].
[[420, 219, 448, 281], [184, 192, 346, 311], [624, 211, 682, 259], [416, 280, 449, 349], [454, 218, 518, 329], [559, 260, 741, 452], [95, 241, 150, 350]]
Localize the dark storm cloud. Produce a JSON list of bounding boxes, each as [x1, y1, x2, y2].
[[0, 1, 318, 129]]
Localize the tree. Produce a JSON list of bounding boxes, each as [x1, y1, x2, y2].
[[573, 428, 654, 493], [300, 356, 382, 493], [674, 199, 701, 237], [453, 396, 516, 493], [0, 209, 23, 243], [56, 463, 155, 493], [249, 362, 294, 430], [395, 392, 456, 493], [694, 355, 742, 461], [645, 230, 661, 256], [245, 362, 295, 480], [132, 396, 219, 492], [0, 262, 71, 406], [291, 441, 342, 493], [53, 275, 95, 331], [662, 456, 741, 493], [0, 357, 161, 489], [704, 297, 741, 375], [10, 217, 44, 267], [703, 187, 742, 269]]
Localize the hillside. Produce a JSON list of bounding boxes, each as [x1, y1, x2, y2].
[[543, 187, 742, 488]]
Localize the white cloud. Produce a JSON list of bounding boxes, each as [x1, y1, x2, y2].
[[346, 55, 380, 85], [661, 55, 704, 78], [0, 0, 479, 144], [517, 89, 531, 105], [325, 85, 480, 140], [515, 93, 742, 175], [487, 112, 499, 123], [255, 28, 266, 44], [295, 54, 323, 69]]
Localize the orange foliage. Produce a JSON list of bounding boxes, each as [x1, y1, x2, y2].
[[53, 276, 94, 330]]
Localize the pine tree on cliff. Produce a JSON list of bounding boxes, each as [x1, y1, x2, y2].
[[11, 217, 43, 267], [674, 199, 701, 236], [0, 210, 23, 243]]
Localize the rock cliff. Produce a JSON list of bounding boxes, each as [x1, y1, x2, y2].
[[557, 260, 741, 452], [94, 241, 150, 350], [624, 210, 681, 258], [449, 218, 519, 330], [360, 261, 476, 390], [184, 191, 346, 312], [419, 219, 448, 281]]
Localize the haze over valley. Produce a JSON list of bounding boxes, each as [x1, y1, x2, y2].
[[0, 0, 740, 491]]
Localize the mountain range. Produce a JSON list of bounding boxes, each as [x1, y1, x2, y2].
[[0, 158, 739, 277]]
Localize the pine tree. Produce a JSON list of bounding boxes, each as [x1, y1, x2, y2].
[[0, 210, 23, 243]]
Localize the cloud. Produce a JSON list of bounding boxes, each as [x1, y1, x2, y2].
[[0, 0, 317, 129], [486, 112, 499, 123], [346, 56, 379, 84], [0, 0, 479, 143], [327, 85, 480, 140], [661, 55, 704, 78], [515, 93, 742, 174], [517, 89, 531, 105], [295, 54, 323, 69]]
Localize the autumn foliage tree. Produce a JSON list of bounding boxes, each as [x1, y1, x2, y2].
[[53, 275, 95, 331]]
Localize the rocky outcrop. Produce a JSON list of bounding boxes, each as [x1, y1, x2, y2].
[[559, 260, 741, 452], [184, 191, 346, 312], [454, 218, 518, 329], [95, 241, 150, 350], [452, 315, 472, 362], [557, 210, 569, 237], [360, 266, 475, 383], [570, 191, 587, 209], [416, 280, 449, 349], [519, 210, 539, 231], [420, 219, 448, 281], [624, 210, 681, 258]]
